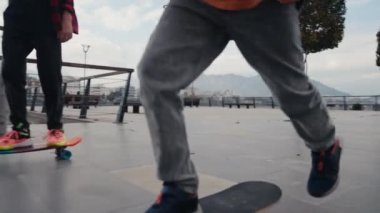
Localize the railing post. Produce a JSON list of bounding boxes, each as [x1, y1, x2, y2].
[[41, 100, 47, 113], [79, 79, 91, 119], [343, 96, 347, 110], [62, 83, 67, 95], [30, 87, 38, 111], [236, 97, 240, 108], [116, 72, 132, 123]]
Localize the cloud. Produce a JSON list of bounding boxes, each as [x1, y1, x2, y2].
[[59, 29, 146, 87], [347, 0, 372, 6], [203, 42, 256, 77], [78, 1, 163, 32], [0, 1, 6, 25], [1, 0, 379, 94], [307, 31, 377, 73]]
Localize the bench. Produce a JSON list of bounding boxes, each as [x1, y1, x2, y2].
[[183, 97, 200, 107], [124, 100, 142, 113], [64, 94, 99, 109], [227, 103, 255, 109]]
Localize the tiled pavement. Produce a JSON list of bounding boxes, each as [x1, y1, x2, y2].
[[1, 107, 379, 213]]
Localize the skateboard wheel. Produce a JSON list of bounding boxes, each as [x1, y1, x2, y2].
[[56, 149, 72, 160]]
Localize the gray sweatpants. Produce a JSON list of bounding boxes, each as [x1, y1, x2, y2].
[[0, 70, 9, 135], [138, 0, 336, 194]]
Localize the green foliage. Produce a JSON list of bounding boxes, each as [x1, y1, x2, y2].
[[106, 88, 123, 101], [300, 0, 346, 54]]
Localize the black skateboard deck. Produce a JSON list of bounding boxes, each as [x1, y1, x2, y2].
[[199, 181, 282, 213], [0, 136, 82, 160]]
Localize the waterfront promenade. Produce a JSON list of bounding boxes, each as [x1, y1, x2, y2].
[[1, 106, 379, 213]]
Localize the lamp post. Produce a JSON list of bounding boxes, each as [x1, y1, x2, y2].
[[81, 44, 90, 93]]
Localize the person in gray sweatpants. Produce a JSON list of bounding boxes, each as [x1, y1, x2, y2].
[[138, 1, 342, 212], [0, 73, 9, 135]]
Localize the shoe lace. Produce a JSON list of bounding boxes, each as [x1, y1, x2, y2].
[[153, 185, 179, 206], [153, 186, 197, 207], [155, 193, 163, 205], [49, 129, 64, 139], [317, 139, 340, 173], [1, 131, 20, 144], [318, 151, 325, 172]]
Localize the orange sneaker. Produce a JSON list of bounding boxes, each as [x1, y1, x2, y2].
[[0, 130, 32, 151], [46, 129, 66, 147]]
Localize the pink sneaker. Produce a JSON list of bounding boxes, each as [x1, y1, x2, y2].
[[0, 130, 32, 151], [46, 129, 66, 147]]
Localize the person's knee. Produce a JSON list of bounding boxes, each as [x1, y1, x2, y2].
[[137, 58, 168, 96], [137, 57, 156, 85]]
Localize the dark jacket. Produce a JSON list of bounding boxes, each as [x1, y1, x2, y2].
[[51, 0, 79, 34], [4, 0, 78, 34]]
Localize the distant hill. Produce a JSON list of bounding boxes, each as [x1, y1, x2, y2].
[[193, 74, 349, 96]]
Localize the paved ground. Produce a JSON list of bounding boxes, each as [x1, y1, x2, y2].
[[1, 106, 379, 213]]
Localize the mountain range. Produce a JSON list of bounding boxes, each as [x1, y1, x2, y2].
[[192, 74, 350, 96]]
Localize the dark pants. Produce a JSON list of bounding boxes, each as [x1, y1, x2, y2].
[[0, 72, 9, 135], [1, 26, 63, 130]]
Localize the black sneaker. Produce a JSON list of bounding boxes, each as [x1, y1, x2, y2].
[[145, 182, 198, 213], [308, 139, 342, 197]]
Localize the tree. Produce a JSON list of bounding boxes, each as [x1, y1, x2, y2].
[[106, 88, 123, 102], [299, 0, 346, 72]]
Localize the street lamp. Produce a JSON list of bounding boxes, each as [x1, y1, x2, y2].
[[81, 44, 90, 93]]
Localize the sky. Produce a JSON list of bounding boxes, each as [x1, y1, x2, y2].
[[0, 0, 379, 95]]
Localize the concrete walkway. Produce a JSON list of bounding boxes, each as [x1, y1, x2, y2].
[[1, 107, 379, 213]]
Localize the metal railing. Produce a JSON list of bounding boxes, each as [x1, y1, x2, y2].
[[192, 95, 380, 111], [1, 25, 135, 123]]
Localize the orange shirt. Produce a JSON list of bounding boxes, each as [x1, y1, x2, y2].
[[203, 0, 298, 11]]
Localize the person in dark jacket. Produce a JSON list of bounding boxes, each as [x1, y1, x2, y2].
[[0, 0, 78, 150], [376, 30, 380, 66], [0, 64, 8, 136]]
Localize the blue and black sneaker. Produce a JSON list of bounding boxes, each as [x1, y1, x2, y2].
[[145, 182, 198, 213], [308, 139, 342, 198]]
